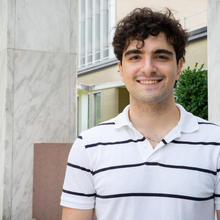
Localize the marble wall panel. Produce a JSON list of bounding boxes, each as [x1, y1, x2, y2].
[[3, 49, 16, 220], [2, 0, 78, 219], [7, 49, 75, 220], [0, 0, 7, 51], [208, 0, 220, 124], [7, 0, 16, 49], [0, 50, 7, 219], [69, 0, 78, 54], [15, 0, 72, 53]]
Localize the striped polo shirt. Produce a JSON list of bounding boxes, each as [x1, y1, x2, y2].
[[61, 104, 220, 220]]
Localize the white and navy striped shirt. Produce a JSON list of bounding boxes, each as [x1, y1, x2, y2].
[[61, 104, 220, 220]]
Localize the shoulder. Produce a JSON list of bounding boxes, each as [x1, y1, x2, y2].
[[178, 104, 220, 137], [78, 118, 119, 144], [78, 106, 131, 144], [196, 116, 220, 131], [193, 115, 220, 142]]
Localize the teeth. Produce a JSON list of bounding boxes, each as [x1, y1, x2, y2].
[[139, 80, 158, 84]]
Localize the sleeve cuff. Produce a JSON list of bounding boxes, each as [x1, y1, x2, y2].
[[60, 198, 95, 210]]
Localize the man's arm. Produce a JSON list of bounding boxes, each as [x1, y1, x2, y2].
[[61, 138, 96, 220], [62, 207, 94, 220]]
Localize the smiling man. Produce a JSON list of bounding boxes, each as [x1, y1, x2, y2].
[[61, 8, 220, 220]]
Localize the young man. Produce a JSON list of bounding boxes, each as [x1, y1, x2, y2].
[[61, 8, 220, 220]]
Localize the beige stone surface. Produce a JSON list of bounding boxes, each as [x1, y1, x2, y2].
[[78, 65, 120, 86], [184, 38, 207, 69], [116, 0, 207, 31]]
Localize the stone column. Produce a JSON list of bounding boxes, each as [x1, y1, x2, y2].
[[0, 0, 77, 219], [207, 0, 220, 124], [0, 0, 8, 217]]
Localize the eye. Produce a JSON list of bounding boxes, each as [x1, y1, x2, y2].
[[156, 55, 169, 60], [129, 55, 141, 60]]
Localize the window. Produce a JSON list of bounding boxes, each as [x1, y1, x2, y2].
[[77, 96, 80, 135], [77, 91, 89, 135], [93, 92, 102, 126], [78, 0, 115, 69]]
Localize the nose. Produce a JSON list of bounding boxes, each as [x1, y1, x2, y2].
[[140, 56, 157, 75]]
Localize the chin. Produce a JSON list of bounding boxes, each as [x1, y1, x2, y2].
[[133, 95, 171, 105]]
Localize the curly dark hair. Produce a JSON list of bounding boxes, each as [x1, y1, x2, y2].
[[112, 8, 188, 64]]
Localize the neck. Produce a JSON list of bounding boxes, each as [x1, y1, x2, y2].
[[129, 98, 180, 147]]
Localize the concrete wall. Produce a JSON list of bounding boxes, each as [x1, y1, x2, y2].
[[207, 0, 220, 124], [0, 0, 77, 219], [0, 0, 7, 217], [0, 51, 7, 220]]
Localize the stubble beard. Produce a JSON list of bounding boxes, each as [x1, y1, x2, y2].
[[129, 86, 175, 107]]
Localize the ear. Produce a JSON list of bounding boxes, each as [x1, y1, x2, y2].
[[176, 58, 183, 80], [118, 61, 124, 82]]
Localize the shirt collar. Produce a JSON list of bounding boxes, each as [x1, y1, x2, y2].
[[114, 104, 199, 134], [176, 104, 199, 133], [114, 105, 132, 129]]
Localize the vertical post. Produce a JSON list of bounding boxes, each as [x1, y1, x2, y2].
[[207, 0, 220, 124], [0, 0, 78, 219], [0, 0, 9, 218]]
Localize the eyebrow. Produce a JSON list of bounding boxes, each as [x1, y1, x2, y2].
[[124, 48, 174, 57], [124, 49, 144, 57], [154, 49, 174, 56]]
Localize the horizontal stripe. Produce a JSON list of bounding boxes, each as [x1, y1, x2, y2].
[[85, 137, 146, 148], [162, 139, 167, 144], [62, 190, 214, 201], [96, 192, 214, 201], [67, 162, 93, 174], [198, 122, 217, 126], [97, 122, 115, 126], [145, 162, 216, 175], [93, 162, 145, 175], [172, 140, 220, 146], [68, 161, 216, 176], [217, 169, 220, 173], [93, 161, 216, 175], [62, 189, 95, 197]]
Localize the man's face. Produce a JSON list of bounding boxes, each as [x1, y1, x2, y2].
[[118, 32, 183, 106]]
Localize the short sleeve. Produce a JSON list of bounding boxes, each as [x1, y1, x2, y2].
[[215, 152, 220, 210], [60, 137, 95, 209]]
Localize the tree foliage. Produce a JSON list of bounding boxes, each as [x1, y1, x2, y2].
[[175, 63, 208, 119]]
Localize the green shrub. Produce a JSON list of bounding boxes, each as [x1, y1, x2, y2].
[[175, 63, 208, 119]]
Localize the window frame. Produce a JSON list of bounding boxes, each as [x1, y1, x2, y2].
[[93, 91, 102, 126], [78, 0, 115, 70], [77, 90, 89, 135]]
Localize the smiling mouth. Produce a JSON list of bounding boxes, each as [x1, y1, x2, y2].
[[137, 79, 162, 85]]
